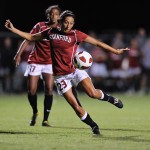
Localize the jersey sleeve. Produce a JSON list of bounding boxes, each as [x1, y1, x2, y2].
[[76, 30, 88, 43], [30, 22, 41, 34]]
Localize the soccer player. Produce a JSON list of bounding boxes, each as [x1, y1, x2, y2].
[[13, 5, 61, 127], [5, 10, 129, 135]]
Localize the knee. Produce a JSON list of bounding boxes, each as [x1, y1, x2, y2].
[[28, 89, 36, 96], [45, 85, 53, 95], [45, 88, 53, 95]]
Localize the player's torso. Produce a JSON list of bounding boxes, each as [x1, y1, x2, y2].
[[43, 28, 88, 75], [49, 29, 79, 75], [50, 29, 78, 55], [28, 22, 52, 64]]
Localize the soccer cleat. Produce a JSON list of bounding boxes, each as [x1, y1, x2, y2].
[[29, 112, 39, 126], [108, 97, 123, 109], [113, 97, 123, 108], [114, 98, 123, 108], [91, 125, 100, 135], [42, 121, 52, 127]]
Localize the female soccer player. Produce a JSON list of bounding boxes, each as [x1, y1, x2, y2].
[[5, 10, 129, 135], [13, 5, 61, 127]]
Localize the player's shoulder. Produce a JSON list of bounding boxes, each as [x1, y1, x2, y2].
[[71, 29, 84, 34], [32, 21, 50, 31], [36, 21, 48, 26], [33, 21, 48, 27]]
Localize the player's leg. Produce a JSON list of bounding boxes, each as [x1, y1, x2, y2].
[[63, 88, 100, 135], [72, 86, 82, 107], [27, 75, 40, 126], [80, 77, 123, 108], [42, 73, 54, 127]]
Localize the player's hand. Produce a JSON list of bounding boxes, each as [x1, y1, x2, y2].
[[116, 48, 130, 54], [5, 19, 14, 31]]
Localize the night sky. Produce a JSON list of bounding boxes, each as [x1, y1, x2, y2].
[[0, 0, 149, 34]]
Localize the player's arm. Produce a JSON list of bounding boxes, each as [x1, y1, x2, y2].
[[84, 35, 130, 54], [13, 39, 30, 67], [5, 19, 42, 41]]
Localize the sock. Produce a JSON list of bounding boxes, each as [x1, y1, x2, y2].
[[81, 112, 98, 128], [43, 95, 53, 121], [28, 93, 38, 114], [99, 90, 116, 104]]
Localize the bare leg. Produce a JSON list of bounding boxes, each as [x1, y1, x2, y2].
[[80, 77, 123, 108], [72, 86, 82, 107]]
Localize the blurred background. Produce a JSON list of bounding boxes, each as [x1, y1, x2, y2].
[[0, 0, 150, 95]]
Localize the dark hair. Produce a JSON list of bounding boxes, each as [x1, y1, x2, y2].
[[45, 5, 61, 20], [59, 10, 75, 22]]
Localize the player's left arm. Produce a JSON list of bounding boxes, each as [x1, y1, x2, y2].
[[84, 35, 130, 55]]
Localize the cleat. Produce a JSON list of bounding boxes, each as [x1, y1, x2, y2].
[[42, 121, 52, 127], [91, 125, 100, 135], [108, 97, 123, 109], [113, 98, 123, 108], [29, 112, 39, 126]]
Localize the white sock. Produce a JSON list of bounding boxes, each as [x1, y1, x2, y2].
[[100, 90, 104, 99], [81, 112, 87, 120]]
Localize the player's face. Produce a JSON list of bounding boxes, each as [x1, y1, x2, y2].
[[61, 16, 74, 33], [49, 8, 60, 24]]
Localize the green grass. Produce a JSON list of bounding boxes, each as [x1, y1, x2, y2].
[[0, 93, 150, 150]]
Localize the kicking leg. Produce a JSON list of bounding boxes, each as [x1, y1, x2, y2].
[[80, 77, 123, 108]]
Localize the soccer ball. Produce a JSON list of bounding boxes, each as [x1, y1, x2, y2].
[[73, 51, 93, 70]]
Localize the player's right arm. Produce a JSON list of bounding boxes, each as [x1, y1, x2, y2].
[[13, 40, 30, 67], [5, 19, 42, 41]]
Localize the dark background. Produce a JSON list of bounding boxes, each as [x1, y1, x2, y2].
[[0, 0, 149, 33]]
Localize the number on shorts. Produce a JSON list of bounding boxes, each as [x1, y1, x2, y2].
[[30, 65, 36, 72], [57, 79, 67, 91]]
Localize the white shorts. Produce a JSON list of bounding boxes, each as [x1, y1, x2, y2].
[[24, 64, 53, 76], [54, 69, 90, 95]]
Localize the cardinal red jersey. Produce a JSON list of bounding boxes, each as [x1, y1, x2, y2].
[[28, 22, 52, 64], [41, 28, 88, 76]]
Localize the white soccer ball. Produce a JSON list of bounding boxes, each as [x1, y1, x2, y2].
[[73, 51, 93, 70]]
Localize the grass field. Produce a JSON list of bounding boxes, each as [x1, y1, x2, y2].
[[0, 92, 150, 150]]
